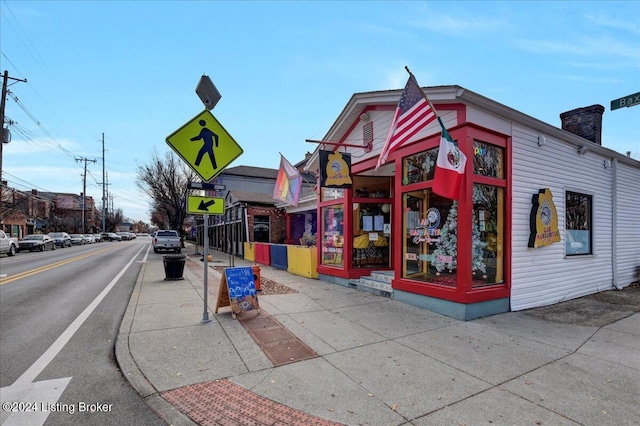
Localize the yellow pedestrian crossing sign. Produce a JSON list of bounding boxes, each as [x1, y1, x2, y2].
[[166, 110, 243, 182], [187, 195, 225, 215]]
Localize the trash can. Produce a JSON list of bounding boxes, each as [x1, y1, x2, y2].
[[163, 254, 186, 281]]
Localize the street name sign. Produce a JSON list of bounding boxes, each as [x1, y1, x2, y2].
[[166, 110, 243, 182], [187, 182, 226, 191], [187, 195, 225, 215], [610, 92, 640, 111]]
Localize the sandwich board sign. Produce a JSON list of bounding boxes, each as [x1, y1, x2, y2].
[[166, 110, 243, 182], [215, 267, 259, 318]]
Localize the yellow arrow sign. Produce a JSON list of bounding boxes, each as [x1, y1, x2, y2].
[[166, 110, 243, 182], [187, 196, 225, 215]]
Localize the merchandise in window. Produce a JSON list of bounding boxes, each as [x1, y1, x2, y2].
[[402, 189, 456, 286], [321, 188, 344, 202], [321, 206, 344, 267], [352, 202, 390, 268], [473, 141, 504, 178], [565, 192, 592, 255], [472, 184, 504, 287], [402, 148, 438, 185]]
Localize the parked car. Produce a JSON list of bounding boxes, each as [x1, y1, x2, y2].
[[93, 233, 104, 243], [116, 231, 132, 241], [82, 234, 95, 244], [70, 234, 85, 245], [152, 230, 182, 253], [102, 232, 122, 241], [16, 234, 56, 252], [0, 230, 18, 256], [48, 232, 72, 248]]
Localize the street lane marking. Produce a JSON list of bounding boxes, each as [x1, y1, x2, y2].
[[0, 377, 71, 426], [0, 246, 146, 426], [12, 245, 146, 386], [0, 245, 120, 286]]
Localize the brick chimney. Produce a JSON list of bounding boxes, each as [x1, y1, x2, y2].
[[559, 104, 605, 145]]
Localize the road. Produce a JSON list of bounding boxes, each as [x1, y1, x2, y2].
[[0, 238, 166, 425]]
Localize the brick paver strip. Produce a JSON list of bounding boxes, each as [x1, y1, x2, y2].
[[185, 257, 318, 366], [163, 379, 344, 426]]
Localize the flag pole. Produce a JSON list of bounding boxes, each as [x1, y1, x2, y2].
[[404, 66, 440, 119]]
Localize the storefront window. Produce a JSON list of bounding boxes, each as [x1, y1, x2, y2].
[[473, 141, 504, 178], [402, 148, 438, 185], [565, 191, 592, 255], [321, 205, 344, 267], [352, 202, 390, 268], [321, 188, 344, 202], [402, 190, 456, 286], [472, 185, 504, 287]]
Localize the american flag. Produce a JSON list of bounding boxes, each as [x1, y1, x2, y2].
[[376, 75, 437, 169]]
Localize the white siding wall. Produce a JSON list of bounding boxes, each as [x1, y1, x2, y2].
[[614, 161, 640, 287], [340, 109, 457, 164], [511, 125, 615, 310]]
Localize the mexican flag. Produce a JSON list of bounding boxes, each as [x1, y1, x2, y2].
[[432, 117, 467, 200]]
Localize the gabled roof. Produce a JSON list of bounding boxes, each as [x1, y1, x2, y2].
[[226, 190, 278, 206], [221, 165, 316, 184], [222, 166, 279, 180]]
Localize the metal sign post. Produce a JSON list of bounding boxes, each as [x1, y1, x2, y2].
[[202, 214, 211, 323], [166, 74, 243, 323]]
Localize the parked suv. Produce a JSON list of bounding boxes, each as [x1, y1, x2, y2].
[[48, 232, 72, 248]]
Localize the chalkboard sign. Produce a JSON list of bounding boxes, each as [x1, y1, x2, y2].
[[215, 267, 259, 318]]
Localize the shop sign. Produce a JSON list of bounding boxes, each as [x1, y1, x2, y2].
[[319, 150, 352, 188], [528, 188, 561, 248]]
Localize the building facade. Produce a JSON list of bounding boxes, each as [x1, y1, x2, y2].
[[304, 85, 640, 320]]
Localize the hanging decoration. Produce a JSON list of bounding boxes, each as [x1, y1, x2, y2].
[[432, 201, 487, 276]]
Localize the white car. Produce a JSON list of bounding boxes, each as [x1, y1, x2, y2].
[[70, 234, 85, 245], [83, 234, 95, 244]]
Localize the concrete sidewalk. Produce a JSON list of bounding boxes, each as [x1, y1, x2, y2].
[[116, 244, 640, 426]]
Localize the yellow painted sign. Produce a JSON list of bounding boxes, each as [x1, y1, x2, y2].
[[187, 195, 225, 215], [166, 110, 243, 182], [528, 188, 560, 248]]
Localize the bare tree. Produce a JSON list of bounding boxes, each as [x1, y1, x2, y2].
[[0, 186, 31, 223], [136, 150, 196, 237]]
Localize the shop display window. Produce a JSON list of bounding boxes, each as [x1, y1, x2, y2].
[[402, 189, 456, 286], [351, 176, 392, 269], [472, 184, 504, 287], [352, 202, 390, 268], [473, 141, 504, 178], [565, 191, 592, 256], [321, 206, 344, 267], [321, 188, 344, 202], [402, 148, 438, 185]]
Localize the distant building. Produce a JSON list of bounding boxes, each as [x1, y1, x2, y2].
[[0, 188, 97, 236]]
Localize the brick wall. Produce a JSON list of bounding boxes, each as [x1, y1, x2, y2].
[[247, 206, 287, 243], [560, 104, 604, 145]]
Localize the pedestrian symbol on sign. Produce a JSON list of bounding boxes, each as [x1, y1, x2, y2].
[[191, 120, 219, 169], [165, 110, 243, 182]]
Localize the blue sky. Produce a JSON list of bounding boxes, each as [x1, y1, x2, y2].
[[1, 1, 639, 223]]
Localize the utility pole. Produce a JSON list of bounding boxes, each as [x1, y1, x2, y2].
[[75, 156, 96, 234], [0, 70, 28, 201], [98, 133, 108, 232]]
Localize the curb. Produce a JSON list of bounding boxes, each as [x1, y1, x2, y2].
[[115, 260, 198, 426]]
